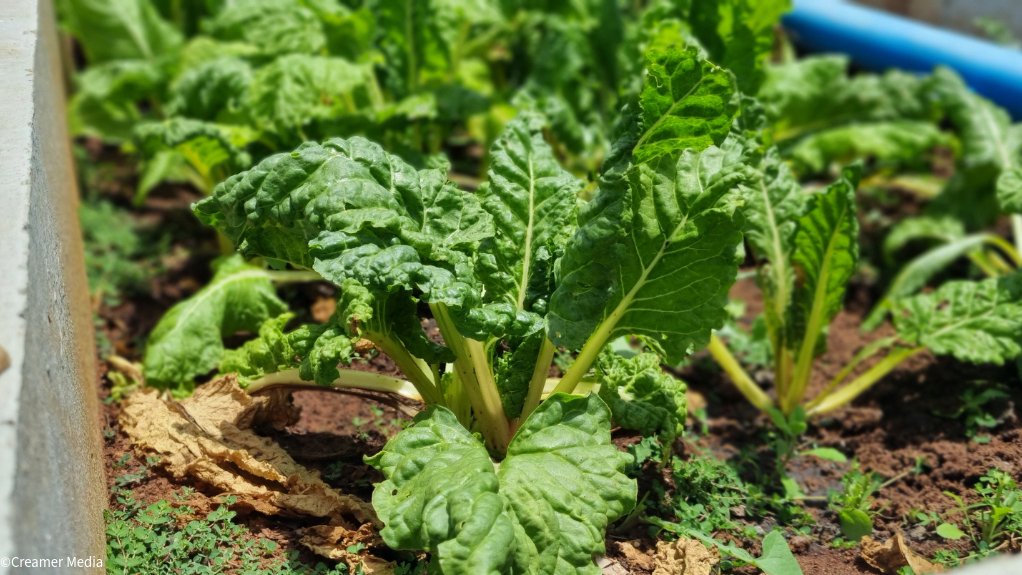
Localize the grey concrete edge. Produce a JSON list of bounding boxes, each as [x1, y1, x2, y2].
[[0, 0, 106, 572]]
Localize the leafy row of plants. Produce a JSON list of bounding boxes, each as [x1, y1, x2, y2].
[[64, 0, 1022, 573]]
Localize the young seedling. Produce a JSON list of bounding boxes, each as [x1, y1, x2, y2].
[[145, 38, 745, 574]]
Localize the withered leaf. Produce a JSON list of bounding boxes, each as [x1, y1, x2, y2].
[[860, 532, 943, 574]]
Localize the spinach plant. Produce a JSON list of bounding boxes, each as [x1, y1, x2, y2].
[[145, 38, 746, 573], [707, 147, 1022, 418]]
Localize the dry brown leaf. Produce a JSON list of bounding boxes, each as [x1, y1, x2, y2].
[[616, 541, 655, 572], [0, 346, 10, 375], [861, 532, 943, 574], [653, 537, 720, 575], [120, 376, 375, 524], [300, 524, 394, 574]]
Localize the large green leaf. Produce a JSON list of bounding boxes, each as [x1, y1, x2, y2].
[[477, 111, 583, 315], [134, 118, 254, 198], [688, 0, 791, 93], [203, 0, 327, 57], [60, 0, 182, 64], [371, 0, 503, 97], [366, 394, 634, 575], [219, 313, 356, 387], [67, 60, 165, 142], [761, 56, 936, 148], [243, 55, 376, 144], [788, 167, 860, 349], [632, 43, 737, 165], [893, 276, 1022, 365], [744, 147, 806, 342], [142, 256, 287, 392], [548, 45, 742, 363], [787, 121, 950, 176], [166, 57, 253, 122], [596, 351, 687, 440], [194, 137, 492, 316]]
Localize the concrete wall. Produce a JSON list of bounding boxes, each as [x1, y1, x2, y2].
[[0, 0, 106, 572], [856, 0, 1022, 40]]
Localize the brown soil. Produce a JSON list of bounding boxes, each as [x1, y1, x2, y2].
[[87, 144, 1022, 574]]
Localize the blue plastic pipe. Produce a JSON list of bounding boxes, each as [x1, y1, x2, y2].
[[783, 0, 1022, 118]]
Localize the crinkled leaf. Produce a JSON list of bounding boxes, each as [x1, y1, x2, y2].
[[143, 256, 287, 391], [744, 147, 806, 344], [596, 351, 687, 440], [220, 314, 297, 384], [688, 0, 791, 93], [366, 394, 634, 575], [893, 275, 1022, 365], [60, 0, 182, 64], [166, 57, 252, 122], [500, 394, 636, 574], [549, 45, 741, 363], [550, 150, 745, 363], [929, 68, 1022, 226], [203, 0, 327, 57], [998, 167, 1022, 214], [372, 0, 503, 97], [789, 167, 860, 349], [788, 121, 950, 176], [762, 56, 935, 146], [134, 118, 254, 198], [478, 111, 583, 315], [67, 60, 165, 141], [194, 137, 492, 328], [244, 55, 376, 144], [632, 43, 737, 165]]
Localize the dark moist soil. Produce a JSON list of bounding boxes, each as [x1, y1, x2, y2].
[[90, 145, 1022, 574]]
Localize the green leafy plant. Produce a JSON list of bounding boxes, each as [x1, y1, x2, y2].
[[107, 489, 353, 575], [828, 465, 884, 541], [706, 147, 1022, 418], [143, 37, 749, 573], [937, 383, 1011, 443], [940, 468, 1022, 558]]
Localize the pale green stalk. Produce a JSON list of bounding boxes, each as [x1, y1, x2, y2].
[[246, 368, 421, 401], [707, 333, 774, 412], [807, 347, 924, 415], [430, 303, 511, 452], [518, 338, 556, 423]]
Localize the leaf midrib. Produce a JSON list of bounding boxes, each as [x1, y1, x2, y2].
[[516, 154, 537, 311]]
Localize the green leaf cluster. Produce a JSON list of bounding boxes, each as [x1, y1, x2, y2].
[[155, 36, 748, 573]]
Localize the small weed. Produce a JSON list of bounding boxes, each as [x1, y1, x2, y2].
[[106, 489, 353, 574], [828, 465, 883, 541], [939, 468, 1022, 558], [936, 383, 1010, 443]]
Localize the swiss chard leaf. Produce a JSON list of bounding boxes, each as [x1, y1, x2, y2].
[[142, 255, 287, 392], [789, 167, 861, 352], [893, 275, 1022, 365], [596, 351, 687, 441], [549, 45, 743, 364], [687, 0, 791, 94], [478, 110, 582, 316], [68, 60, 165, 142], [202, 0, 328, 57], [166, 57, 253, 122], [366, 393, 634, 575], [60, 0, 183, 64], [134, 118, 254, 198], [243, 55, 377, 145], [632, 43, 737, 165]]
